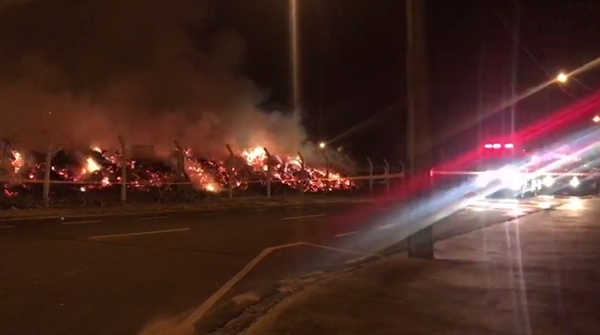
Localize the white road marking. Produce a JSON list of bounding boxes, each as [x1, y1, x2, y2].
[[280, 214, 326, 221], [0, 225, 13, 228], [465, 198, 553, 214], [377, 223, 396, 229], [138, 216, 169, 221], [248, 208, 268, 212], [181, 241, 381, 327], [202, 212, 224, 216], [88, 228, 190, 239], [301, 242, 382, 258], [334, 231, 357, 238], [503, 210, 528, 217], [181, 243, 299, 327], [345, 255, 374, 265], [61, 220, 102, 225]]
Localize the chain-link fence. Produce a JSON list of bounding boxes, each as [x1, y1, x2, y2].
[[1, 140, 405, 209]]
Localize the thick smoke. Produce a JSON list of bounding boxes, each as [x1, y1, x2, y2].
[[0, 0, 308, 160]]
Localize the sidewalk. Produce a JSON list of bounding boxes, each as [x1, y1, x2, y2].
[[242, 198, 600, 335]]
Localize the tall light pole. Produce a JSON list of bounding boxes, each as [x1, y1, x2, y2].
[[289, 0, 301, 121], [406, 0, 433, 259], [406, 0, 431, 177]]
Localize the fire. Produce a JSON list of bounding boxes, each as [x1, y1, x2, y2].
[[241, 146, 267, 165], [11, 150, 24, 173], [2, 144, 354, 197], [184, 158, 222, 192], [84, 157, 101, 173]]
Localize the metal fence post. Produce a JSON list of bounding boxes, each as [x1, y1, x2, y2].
[[118, 136, 127, 203], [399, 159, 406, 188], [297, 151, 305, 195], [383, 159, 390, 194], [173, 140, 186, 181], [263, 147, 272, 198], [43, 144, 52, 207], [322, 152, 330, 190], [225, 144, 235, 199], [367, 157, 373, 195], [0, 139, 6, 175]]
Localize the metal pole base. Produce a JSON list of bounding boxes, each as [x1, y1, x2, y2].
[[407, 225, 434, 259]]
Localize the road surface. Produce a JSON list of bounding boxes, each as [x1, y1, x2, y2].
[[0, 196, 577, 335], [239, 197, 600, 335]]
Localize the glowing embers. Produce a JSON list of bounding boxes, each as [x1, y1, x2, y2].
[[3, 145, 354, 196]]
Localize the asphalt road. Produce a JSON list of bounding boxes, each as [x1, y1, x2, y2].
[[0, 196, 578, 335]]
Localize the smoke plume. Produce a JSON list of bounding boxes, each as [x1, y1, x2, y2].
[[0, 0, 309, 160]]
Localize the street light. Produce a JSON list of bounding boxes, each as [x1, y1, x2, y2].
[[593, 115, 600, 123], [318, 142, 326, 149], [556, 73, 568, 83]]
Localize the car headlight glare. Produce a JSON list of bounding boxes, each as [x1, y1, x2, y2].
[[543, 176, 554, 187], [570, 177, 580, 188], [475, 171, 494, 187], [499, 167, 522, 190]]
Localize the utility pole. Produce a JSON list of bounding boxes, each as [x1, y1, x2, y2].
[[406, 0, 434, 259], [478, 42, 485, 169], [509, 1, 521, 140]]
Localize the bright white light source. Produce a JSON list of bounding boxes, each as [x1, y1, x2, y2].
[[505, 209, 526, 217], [504, 143, 514, 149], [499, 166, 523, 190], [557, 73, 568, 83], [570, 177, 580, 188], [319, 142, 326, 149], [475, 171, 495, 187], [593, 115, 600, 123], [565, 198, 583, 210], [484, 143, 493, 149], [538, 202, 552, 209], [543, 175, 555, 187], [492, 143, 502, 149]]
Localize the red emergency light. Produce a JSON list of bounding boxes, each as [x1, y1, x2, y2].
[[483, 143, 514, 149]]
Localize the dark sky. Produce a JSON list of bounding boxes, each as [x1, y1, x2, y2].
[[1, 0, 599, 163], [227, 0, 599, 160]]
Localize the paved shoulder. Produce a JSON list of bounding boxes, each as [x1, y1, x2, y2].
[[237, 198, 600, 335]]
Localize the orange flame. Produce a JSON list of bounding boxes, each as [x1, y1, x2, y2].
[[85, 157, 101, 173], [11, 150, 24, 173]]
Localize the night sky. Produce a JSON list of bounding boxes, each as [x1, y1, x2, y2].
[[1, 0, 599, 164]]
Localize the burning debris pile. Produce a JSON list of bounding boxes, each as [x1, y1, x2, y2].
[[1, 145, 354, 202]]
